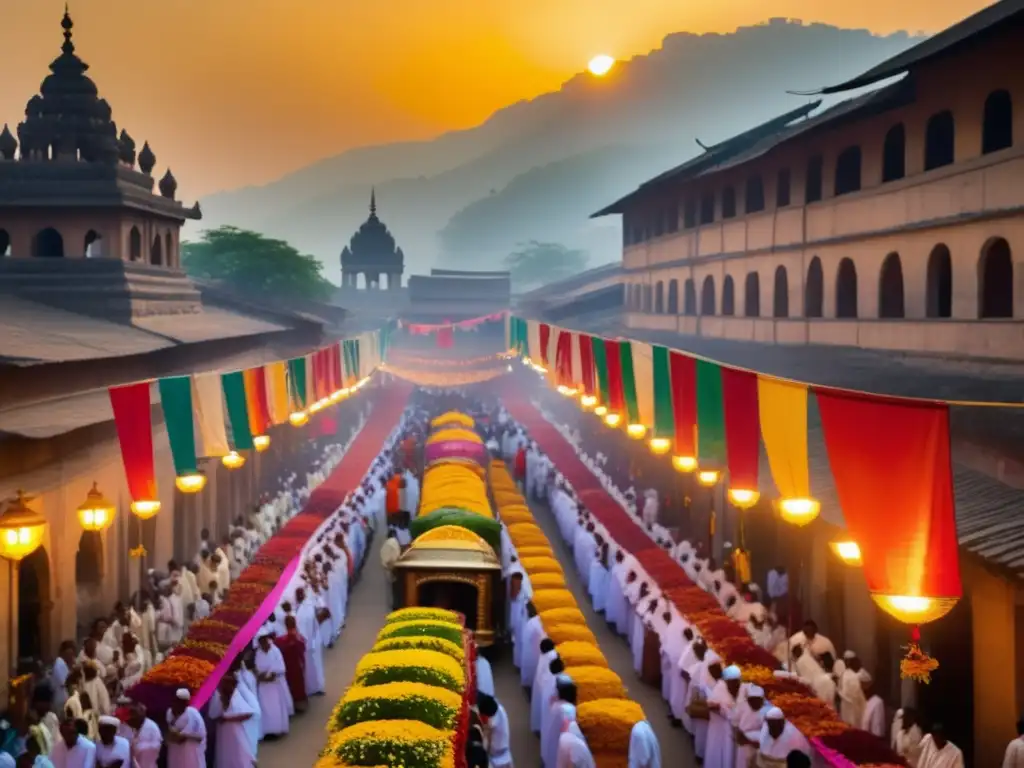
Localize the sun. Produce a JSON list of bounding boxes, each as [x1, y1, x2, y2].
[[587, 55, 615, 77]]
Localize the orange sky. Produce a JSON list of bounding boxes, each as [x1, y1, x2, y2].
[[0, 0, 992, 200]]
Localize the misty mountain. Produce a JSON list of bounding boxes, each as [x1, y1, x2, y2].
[[195, 19, 922, 278]]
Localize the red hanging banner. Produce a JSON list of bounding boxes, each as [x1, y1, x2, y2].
[[436, 326, 454, 349], [253, 367, 272, 431], [539, 324, 551, 368], [109, 383, 158, 504], [816, 391, 962, 607], [578, 334, 596, 398], [669, 351, 697, 458], [311, 350, 324, 400], [329, 344, 342, 392], [603, 338, 626, 414], [555, 330, 573, 387], [721, 368, 760, 492]]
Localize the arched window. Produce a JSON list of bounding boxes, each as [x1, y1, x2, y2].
[[878, 253, 905, 318], [151, 235, 163, 266], [683, 279, 697, 316], [31, 227, 64, 258], [835, 258, 858, 318], [834, 146, 862, 195], [805, 257, 824, 317], [643, 285, 652, 312], [699, 194, 715, 225], [882, 124, 906, 182], [773, 266, 789, 318], [722, 187, 737, 219], [634, 285, 644, 310], [655, 281, 665, 313], [0, 229, 11, 257], [982, 90, 1013, 154], [805, 156, 823, 203], [129, 226, 142, 261], [924, 110, 955, 171], [667, 280, 679, 314], [744, 273, 760, 317], [745, 176, 765, 213], [978, 237, 1014, 318], [722, 277, 735, 316], [926, 245, 953, 318], [700, 276, 716, 315], [683, 201, 697, 229], [75, 531, 103, 586]]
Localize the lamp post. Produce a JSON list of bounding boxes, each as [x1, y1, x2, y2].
[[0, 492, 47, 676]]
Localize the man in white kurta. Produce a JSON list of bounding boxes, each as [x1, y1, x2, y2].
[[519, 613, 546, 687], [531, 651, 561, 733], [671, 629, 698, 725], [209, 676, 257, 768], [295, 588, 326, 696], [255, 632, 292, 736], [50, 721, 97, 768], [837, 651, 866, 727], [543, 694, 579, 768], [122, 705, 162, 768], [628, 720, 661, 768], [95, 716, 130, 768], [557, 727, 595, 768], [476, 655, 495, 698], [1002, 720, 1024, 768], [478, 694, 513, 768], [860, 673, 885, 739], [165, 689, 207, 768], [705, 664, 742, 768], [917, 726, 964, 768], [757, 708, 811, 762], [732, 685, 769, 768]]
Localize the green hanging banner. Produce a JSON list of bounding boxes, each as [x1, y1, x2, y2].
[[158, 376, 198, 476], [343, 340, 357, 380], [652, 345, 675, 439], [618, 340, 641, 424], [221, 371, 255, 451], [288, 357, 307, 409], [695, 359, 727, 466], [590, 336, 611, 406], [353, 338, 362, 379]]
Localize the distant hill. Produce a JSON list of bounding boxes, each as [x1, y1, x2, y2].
[[195, 20, 921, 279]]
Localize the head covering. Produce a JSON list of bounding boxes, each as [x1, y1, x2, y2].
[[176, 689, 191, 701], [746, 685, 764, 697], [766, 707, 784, 720], [98, 716, 120, 727], [555, 673, 573, 686], [722, 665, 741, 680], [843, 650, 857, 660]]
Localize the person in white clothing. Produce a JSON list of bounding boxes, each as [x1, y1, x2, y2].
[[704, 665, 741, 768], [556, 724, 595, 768], [165, 689, 207, 768], [254, 631, 292, 736], [628, 720, 661, 768], [476, 655, 495, 699], [208, 675, 256, 768], [837, 651, 866, 727], [917, 725, 964, 768], [732, 685, 769, 767], [788, 620, 836, 663], [478, 693, 513, 768], [859, 673, 885, 739], [891, 708, 924, 767], [94, 716, 130, 768], [1003, 719, 1024, 768], [531, 651, 561, 734], [50, 721, 97, 768], [757, 708, 811, 762], [122, 705, 162, 768]]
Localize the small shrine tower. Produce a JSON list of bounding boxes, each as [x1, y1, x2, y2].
[[340, 190, 405, 290]]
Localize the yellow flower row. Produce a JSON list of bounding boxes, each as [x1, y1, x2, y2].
[[420, 459, 493, 518], [431, 411, 475, 429], [489, 460, 646, 764]]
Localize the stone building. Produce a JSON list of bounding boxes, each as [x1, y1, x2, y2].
[[339, 190, 405, 290], [587, 3, 1024, 762], [0, 10, 351, 690]]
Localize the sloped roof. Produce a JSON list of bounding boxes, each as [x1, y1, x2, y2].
[[815, 0, 1024, 94]]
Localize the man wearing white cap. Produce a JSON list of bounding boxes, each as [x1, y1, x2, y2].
[[837, 651, 866, 727], [757, 708, 810, 766], [733, 685, 770, 767], [254, 630, 292, 736], [628, 720, 661, 768], [166, 689, 206, 768], [51, 719, 97, 768], [705, 664, 743, 767], [688, 648, 721, 759], [95, 715, 130, 767]]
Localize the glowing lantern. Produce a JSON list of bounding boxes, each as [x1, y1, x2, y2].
[[696, 469, 721, 487], [603, 413, 621, 427], [626, 423, 646, 439], [580, 395, 597, 410], [872, 595, 955, 626], [222, 451, 246, 470], [727, 488, 760, 510], [253, 435, 271, 452], [0, 491, 47, 562], [672, 455, 697, 473], [129, 500, 160, 520], [174, 473, 207, 494], [289, 411, 309, 427], [829, 539, 863, 566], [594, 405, 608, 417], [76, 483, 115, 532], [775, 497, 821, 527], [649, 438, 671, 455]]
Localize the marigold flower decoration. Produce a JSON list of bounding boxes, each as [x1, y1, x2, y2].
[[129, 545, 147, 558], [900, 627, 939, 684]]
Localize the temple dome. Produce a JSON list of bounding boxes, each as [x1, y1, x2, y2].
[[340, 189, 405, 270]]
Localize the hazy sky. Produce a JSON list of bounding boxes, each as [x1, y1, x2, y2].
[[0, 0, 990, 199]]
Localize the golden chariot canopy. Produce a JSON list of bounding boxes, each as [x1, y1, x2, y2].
[[394, 530, 502, 572]]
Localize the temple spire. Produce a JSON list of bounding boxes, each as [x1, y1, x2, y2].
[[61, 4, 74, 55], [369, 187, 376, 216]]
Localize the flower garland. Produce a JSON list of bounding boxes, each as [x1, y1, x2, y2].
[[354, 649, 465, 693], [372, 636, 466, 663], [576, 699, 646, 755], [377, 620, 466, 648]]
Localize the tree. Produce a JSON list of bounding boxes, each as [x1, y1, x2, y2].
[[504, 241, 589, 291], [182, 226, 333, 301]]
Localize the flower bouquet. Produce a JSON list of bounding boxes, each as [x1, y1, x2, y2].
[[332, 682, 463, 731], [353, 650, 465, 693], [555, 641, 608, 669], [372, 636, 465, 663], [544, 623, 598, 645], [576, 699, 645, 754], [520, 557, 564, 576], [566, 666, 627, 703], [377, 620, 465, 647], [538, 606, 586, 625], [325, 720, 456, 768], [384, 608, 461, 626], [529, 573, 567, 590]]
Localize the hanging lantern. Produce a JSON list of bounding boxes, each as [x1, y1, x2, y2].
[[77, 483, 115, 532], [253, 435, 271, 452], [222, 451, 246, 470], [871, 595, 955, 625], [775, 497, 820, 526], [727, 488, 760, 509], [672, 455, 697, 473], [649, 438, 671, 455], [696, 469, 721, 487], [626, 423, 647, 439], [603, 412, 621, 427], [580, 394, 597, 410], [829, 539, 863, 566], [174, 473, 207, 494], [0, 492, 47, 562], [130, 500, 161, 520], [289, 410, 309, 427]]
